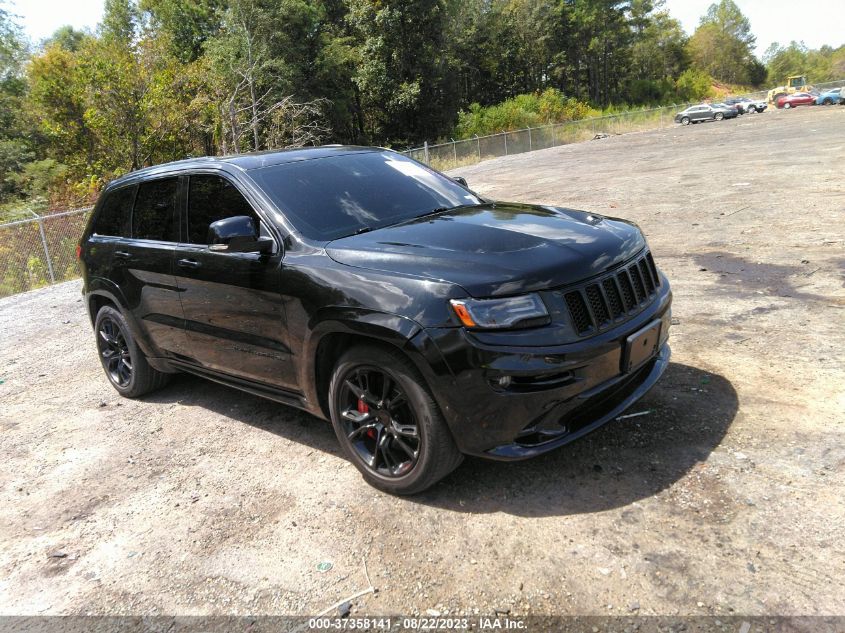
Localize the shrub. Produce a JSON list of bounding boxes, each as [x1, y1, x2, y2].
[[455, 89, 596, 139], [675, 69, 714, 102]]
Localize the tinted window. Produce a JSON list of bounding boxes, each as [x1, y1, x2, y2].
[[93, 185, 134, 237], [187, 175, 257, 244], [132, 178, 178, 242], [249, 151, 482, 241]]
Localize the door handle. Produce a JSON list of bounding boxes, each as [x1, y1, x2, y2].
[[177, 258, 201, 269], [114, 250, 132, 259]]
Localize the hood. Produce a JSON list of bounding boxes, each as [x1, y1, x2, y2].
[[325, 203, 646, 297]]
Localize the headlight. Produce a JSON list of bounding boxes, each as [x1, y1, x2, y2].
[[449, 294, 550, 330]]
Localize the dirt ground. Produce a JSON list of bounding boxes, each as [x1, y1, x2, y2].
[[1, 106, 844, 619]]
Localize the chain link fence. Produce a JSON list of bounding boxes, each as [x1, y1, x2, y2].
[[0, 208, 91, 298], [404, 103, 693, 171]]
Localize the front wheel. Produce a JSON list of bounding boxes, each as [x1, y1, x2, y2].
[[747, 107, 756, 113], [681, 116, 690, 126], [328, 345, 463, 495]]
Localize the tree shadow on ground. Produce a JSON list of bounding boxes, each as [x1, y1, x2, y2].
[[144, 360, 737, 518], [415, 361, 738, 517]]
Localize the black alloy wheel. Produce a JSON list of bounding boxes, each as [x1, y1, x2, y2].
[[328, 345, 463, 495], [93, 305, 170, 398], [338, 366, 420, 478], [98, 316, 133, 388]]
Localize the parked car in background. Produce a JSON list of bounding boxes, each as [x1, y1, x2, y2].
[[725, 97, 767, 113], [78, 146, 672, 494], [675, 104, 728, 125], [777, 93, 816, 109], [710, 103, 740, 119], [815, 88, 843, 105]]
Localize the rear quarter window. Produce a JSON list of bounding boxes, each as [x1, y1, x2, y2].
[[93, 186, 135, 237], [132, 178, 179, 242]]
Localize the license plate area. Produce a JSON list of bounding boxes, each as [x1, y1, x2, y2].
[[622, 319, 662, 373]]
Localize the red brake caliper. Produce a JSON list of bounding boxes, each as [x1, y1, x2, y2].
[[357, 399, 376, 439]]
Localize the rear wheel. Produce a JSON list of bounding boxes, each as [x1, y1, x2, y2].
[[94, 305, 169, 398], [783, 102, 792, 109], [714, 112, 724, 121], [328, 345, 463, 495]]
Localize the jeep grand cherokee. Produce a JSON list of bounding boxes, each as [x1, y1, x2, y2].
[[79, 146, 672, 494]]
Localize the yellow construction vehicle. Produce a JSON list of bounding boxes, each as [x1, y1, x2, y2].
[[767, 75, 814, 104]]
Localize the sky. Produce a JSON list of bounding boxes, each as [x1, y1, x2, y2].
[[9, 0, 845, 58], [664, 0, 845, 56]]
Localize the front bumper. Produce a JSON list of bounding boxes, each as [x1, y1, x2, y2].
[[484, 343, 669, 459], [423, 283, 672, 459]]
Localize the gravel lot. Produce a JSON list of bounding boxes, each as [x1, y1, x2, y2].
[[1, 106, 843, 619]]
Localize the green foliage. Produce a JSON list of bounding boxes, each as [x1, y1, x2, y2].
[[675, 68, 714, 102], [455, 89, 596, 138], [347, 0, 457, 146], [764, 41, 845, 84], [687, 0, 763, 86], [20, 159, 68, 199]]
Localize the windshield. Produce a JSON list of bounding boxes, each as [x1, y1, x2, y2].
[[249, 151, 482, 241]]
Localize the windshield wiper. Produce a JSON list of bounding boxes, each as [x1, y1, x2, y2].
[[414, 202, 484, 221]]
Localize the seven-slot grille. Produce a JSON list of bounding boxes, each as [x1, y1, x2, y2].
[[563, 251, 661, 335]]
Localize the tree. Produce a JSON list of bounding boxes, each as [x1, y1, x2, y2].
[[204, 0, 331, 153], [629, 0, 687, 80], [0, 2, 34, 200], [28, 42, 94, 170], [347, 0, 458, 145], [140, 0, 223, 62], [687, 0, 759, 85], [45, 25, 87, 52], [764, 41, 844, 84]]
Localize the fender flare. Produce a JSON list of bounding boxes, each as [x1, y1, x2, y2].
[[299, 307, 455, 421], [85, 279, 160, 360]]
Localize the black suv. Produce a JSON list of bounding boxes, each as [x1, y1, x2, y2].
[[79, 146, 672, 494]]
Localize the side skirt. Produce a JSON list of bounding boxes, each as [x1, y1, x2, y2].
[[167, 359, 312, 412]]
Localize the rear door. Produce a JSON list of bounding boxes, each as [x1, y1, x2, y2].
[[109, 176, 185, 356], [173, 172, 294, 390], [86, 184, 135, 281]]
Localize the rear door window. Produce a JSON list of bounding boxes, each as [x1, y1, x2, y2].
[[93, 185, 134, 237], [132, 178, 179, 242], [186, 175, 258, 244]]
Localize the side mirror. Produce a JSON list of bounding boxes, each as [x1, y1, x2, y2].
[[453, 176, 468, 188], [208, 216, 273, 254]]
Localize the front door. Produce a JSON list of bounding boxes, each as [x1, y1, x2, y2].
[[173, 173, 294, 390]]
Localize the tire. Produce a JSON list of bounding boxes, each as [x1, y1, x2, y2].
[[681, 117, 690, 126], [328, 344, 463, 495], [714, 112, 724, 121], [94, 305, 170, 398], [783, 102, 791, 109], [823, 98, 833, 106], [747, 106, 755, 113]]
